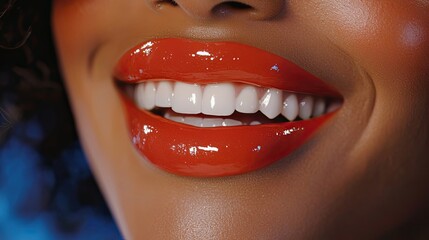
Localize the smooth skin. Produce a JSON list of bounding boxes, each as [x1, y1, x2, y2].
[[53, 0, 429, 239]]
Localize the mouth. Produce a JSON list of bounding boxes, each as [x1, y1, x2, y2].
[[115, 38, 342, 177]]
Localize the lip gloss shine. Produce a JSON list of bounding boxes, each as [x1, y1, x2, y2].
[[115, 38, 340, 177]]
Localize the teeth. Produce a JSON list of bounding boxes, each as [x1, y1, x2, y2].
[[223, 119, 242, 127], [260, 88, 283, 119], [282, 94, 299, 121], [134, 80, 337, 126], [155, 81, 173, 107], [165, 113, 245, 128], [165, 111, 184, 123], [312, 98, 326, 117], [135, 83, 146, 109], [183, 116, 203, 127], [202, 118, 224, 127], [202, 83, 236, 116], [144, 82, 157, 110], [135, 82, 156, 110], [172, 82, 202, 114], [298, 96, 314, 120], [236, 86, 259, 114], [250, 121, 261, 126]]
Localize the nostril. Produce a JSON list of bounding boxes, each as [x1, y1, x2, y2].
[[153, 0, 283, 20], [220, 1, 253, 10], [155, 0, 178, 7], [211, 1, 254, 17]]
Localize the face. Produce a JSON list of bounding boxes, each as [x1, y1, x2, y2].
[[53, 0, 429, 239]]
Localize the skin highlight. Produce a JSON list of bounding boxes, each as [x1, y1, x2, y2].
[[53, 0, 429, 239]]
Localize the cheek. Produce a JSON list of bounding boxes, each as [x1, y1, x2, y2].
[[306, 0, 429, 115], [301, 0, 429, 177], [53, 1, 89, 44], [306, 1, 428, 68], [53, 0, 124, 60]]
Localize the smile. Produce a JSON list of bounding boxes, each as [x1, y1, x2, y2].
[[115, 38, 342, 177]]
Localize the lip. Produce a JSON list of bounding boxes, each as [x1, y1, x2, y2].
[[115, 38, 340, 177]]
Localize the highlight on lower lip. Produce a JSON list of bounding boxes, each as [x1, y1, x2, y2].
[[115, 38, 342, 177]]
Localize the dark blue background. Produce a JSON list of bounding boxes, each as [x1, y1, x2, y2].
[[0, 118, 122, 239]]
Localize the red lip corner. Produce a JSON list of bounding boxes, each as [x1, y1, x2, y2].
[[115, 38, 341, 177]]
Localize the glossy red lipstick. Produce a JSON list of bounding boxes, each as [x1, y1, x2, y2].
[[115, 38, 340, 177]]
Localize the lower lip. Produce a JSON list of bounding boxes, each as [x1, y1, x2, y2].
[[121, 95, 335, 177]]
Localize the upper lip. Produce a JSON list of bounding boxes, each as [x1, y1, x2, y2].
[[115, 38, 342, 177], [114, 38, 340, 97]]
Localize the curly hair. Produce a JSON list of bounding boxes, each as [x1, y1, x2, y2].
[[0, 0, 74, 149], [0, 0, 119, 236]]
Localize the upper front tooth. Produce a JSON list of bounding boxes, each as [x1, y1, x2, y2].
[[156, 81, 173, 107], [202, 83, 236, 116], [282, 94, 299, 121], [236, 86, 259, 114], [172, 82, 202, 114], [299, 96, 314, 120], [260, 88, 283, 119]]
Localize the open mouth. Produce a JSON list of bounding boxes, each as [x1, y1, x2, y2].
[[115, 38, 342, 177], [120, 80, 340, 127]]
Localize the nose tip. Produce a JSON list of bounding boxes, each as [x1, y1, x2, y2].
[[152, 0, 285, 20]]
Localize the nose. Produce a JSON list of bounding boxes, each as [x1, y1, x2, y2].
[[151, 0, 285, 20]]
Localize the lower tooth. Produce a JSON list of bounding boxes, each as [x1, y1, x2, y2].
[[165, 112, 185, 123], [223, 119, 242, 127], [202, 118, 224, 128], [170, 116, 185, 123], [184, 116, 203, 127], [250, 121, 261, 126], [166, 114, 242, 128]]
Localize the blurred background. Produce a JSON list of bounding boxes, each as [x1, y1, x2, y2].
[[0, 0, 122, 239]]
